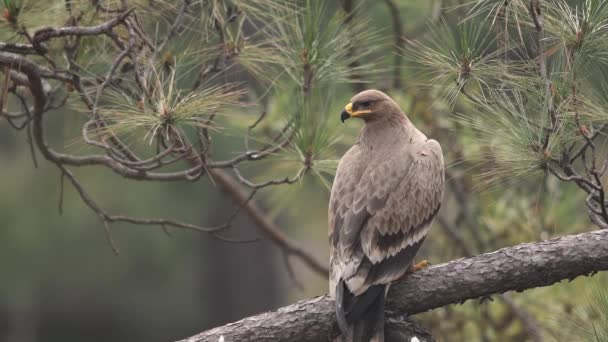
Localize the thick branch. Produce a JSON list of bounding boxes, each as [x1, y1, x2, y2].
[[180, 229, 608, 342]]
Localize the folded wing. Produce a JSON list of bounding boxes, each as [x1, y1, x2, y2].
[[329, 139, 444, 297]]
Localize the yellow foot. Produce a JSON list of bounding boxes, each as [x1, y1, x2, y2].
[[413, 260, 431, 272]]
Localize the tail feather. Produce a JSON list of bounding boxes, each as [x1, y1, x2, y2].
[[335, 280, 387, 342], [335, 279, 350, 335]]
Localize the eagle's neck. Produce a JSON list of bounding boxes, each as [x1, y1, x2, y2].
[[359, 115, 411, 149]]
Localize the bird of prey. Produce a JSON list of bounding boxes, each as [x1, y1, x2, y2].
[[329, 90, 444, 342]]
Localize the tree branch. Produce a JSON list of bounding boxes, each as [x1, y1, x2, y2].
[[208, 168, 329, 277], [0, 51, 329, 278], [31, 9, 134, 47], [180, 229, 608, 342]]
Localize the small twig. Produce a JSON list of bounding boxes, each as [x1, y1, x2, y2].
[[571, 83, 608, 225], [341, 0, 364, 93], [589, 209, 608, 229], [57, 164, 121, 253], [282, 252, 304, 291], [232, 166, 304, 190], [58, 170, 65, 215], [160, 223, 172, 237], [496, 0, 509, 63], [59, 163, 254, 246], [1, 66, 10, 115], [155, 0, 191, 55], [26, 122, 38, 168], [570, 123, 607, 164], [208, 168, 329, 277], [382, 0, 404, 89], [31, 9, 134, 47], [245, 111, 267, 151], [529, 0, 556, 151], [547, 165, 600, 192], [592, 171, 608, 224], [145, 0, 191, 81], [586, 193, 604, 216], [455, 79, 483, 105], [209, 125, 293, 168], [103, 220, 120, 255]]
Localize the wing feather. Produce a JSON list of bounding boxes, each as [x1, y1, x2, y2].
[[329, 138, 444, 297]]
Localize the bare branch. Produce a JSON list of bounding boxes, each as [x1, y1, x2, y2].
[[208, 168, 329, 276], [232, 165, 304, 190], [31, 9, 134, 47], [155, 0, 191, 56], [58, 163, 255, 247], [570, 123, 607, 164]]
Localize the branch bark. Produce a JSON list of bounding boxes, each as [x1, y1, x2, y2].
[[179, 229, 608, 342]]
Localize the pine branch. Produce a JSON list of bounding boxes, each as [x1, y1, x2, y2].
[[0, 51, 329, 277], [180, 229, 608, 342]]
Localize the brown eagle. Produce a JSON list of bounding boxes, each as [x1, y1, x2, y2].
[[329, 90, 444, 342]]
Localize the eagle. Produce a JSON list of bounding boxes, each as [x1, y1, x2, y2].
[[329, 90, 444, 342]]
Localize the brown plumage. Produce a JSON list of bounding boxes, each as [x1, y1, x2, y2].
[[329, 90, 444, 342]]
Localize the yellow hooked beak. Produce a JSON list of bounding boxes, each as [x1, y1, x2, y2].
[[340, 102, 372, 122]]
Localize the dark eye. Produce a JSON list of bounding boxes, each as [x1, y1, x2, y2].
[[359, 100, 374, 108]]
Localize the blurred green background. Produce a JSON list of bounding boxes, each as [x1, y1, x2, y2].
[[1, 0, 607, 341]]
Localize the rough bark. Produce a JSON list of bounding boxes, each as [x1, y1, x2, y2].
[[179, 229, 608, 342]]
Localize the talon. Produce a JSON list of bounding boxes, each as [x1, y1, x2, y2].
[[413, 260, 431, 272]]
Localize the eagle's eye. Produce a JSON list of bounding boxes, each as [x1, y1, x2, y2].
[[358, 100, 374, 109]]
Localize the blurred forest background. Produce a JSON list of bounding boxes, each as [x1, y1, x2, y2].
[[1, 0, 608, 341]]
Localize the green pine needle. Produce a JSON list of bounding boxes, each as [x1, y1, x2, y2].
[[402, 18, 511, 106], [265, 0, 384, 91], [99, 65, 244, 145], [454, 89, 547, 188], [545, 0, 608, 74]]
